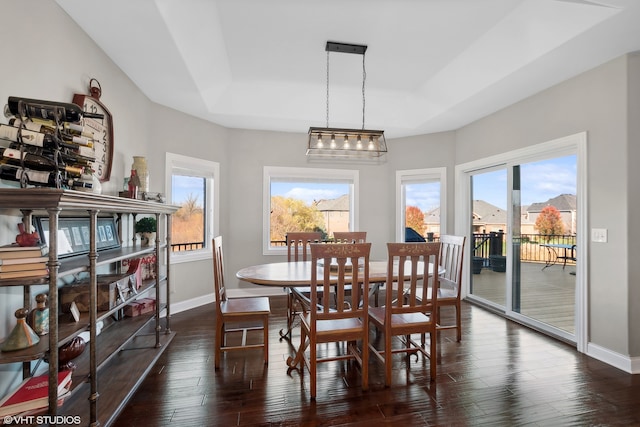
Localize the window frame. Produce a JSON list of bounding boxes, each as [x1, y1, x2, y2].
[[165, 152, 219, 263], [263, 166, 359, 255], [396, 167, 447, 242]]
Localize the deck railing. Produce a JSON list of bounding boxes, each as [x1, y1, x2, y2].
[[472, 232, 576, 264], [171, 241, 205, 252]]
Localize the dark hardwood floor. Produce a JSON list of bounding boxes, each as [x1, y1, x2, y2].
[[114, 296, 640, 426]]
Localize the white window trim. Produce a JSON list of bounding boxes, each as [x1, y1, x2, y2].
[[395, 167, 447, 242], [263, 166, 359, 255], [165, 152, 219, 263]]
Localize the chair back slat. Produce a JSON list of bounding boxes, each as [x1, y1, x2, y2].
[[286, 232, 322, 262], [439, 235, 465, 293], [333, 231, 367, 243], [386, 242, 440, 317], [310, 243, 371, 323], [212, 236, 227, 303]]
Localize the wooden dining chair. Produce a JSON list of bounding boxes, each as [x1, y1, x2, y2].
[[406, 235, 466, 342], [287, 242, 371, 399], [280, 231, 322, 339], [434, 235, 466, 341], [333, 231, 367, 243], [213, 236, 271, 369], [369, 242, 441, 386]]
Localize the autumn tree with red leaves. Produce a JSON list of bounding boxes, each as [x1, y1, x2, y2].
[[405, 206, 426, 236], [535, 205, 566, 239]]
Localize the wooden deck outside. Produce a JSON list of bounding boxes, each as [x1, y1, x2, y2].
[[469, 261, 576, 333]]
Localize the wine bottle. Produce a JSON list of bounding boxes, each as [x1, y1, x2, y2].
[[6, 96, 104, 123], [9, 118, 95, 139], [0, 124, 91, 148], [0, 146, 83, 175], [0, 164, 62, 187]]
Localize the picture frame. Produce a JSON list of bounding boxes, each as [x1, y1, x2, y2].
[[34, 216, 121, 258]]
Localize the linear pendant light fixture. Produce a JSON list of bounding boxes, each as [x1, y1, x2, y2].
[[306, 41, 387, 160]]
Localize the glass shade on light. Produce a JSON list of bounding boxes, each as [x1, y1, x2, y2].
[[307, 127, 387, 159]]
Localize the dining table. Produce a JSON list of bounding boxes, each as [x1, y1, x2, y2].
[[236, 260, 441, 337], [236, 259, 443, 370]]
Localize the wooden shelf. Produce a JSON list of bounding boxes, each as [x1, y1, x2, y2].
[[0, 188, 179, 425], [0, 281, 163, 363], [59, 322, 175, 426], [62, 306, 169, 393]]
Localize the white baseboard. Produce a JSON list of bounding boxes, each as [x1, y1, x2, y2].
[[587, 342, 639, 374], [170, 293, 215, 315], [169, 288, 285, 315]]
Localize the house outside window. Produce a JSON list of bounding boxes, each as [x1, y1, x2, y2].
[[263, 166, 359, 255]]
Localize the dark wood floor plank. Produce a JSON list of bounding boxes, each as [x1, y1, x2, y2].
[[112, 296, 638, 427]]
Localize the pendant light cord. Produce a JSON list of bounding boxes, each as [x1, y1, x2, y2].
[[326, 48, 367, 130], [326, 51, 330, 128], [362, 52, 366, 130]]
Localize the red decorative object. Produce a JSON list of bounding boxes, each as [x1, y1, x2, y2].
[[124, 298, 156, 317], [15, 223, 40, 247]]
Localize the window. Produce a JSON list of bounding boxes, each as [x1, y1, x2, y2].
[[165, 153, 219, 263], [396, 168, 446, 242], [263, 166, 359, 255]]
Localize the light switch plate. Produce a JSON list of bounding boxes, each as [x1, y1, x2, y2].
[[591, 228, 608, 243]]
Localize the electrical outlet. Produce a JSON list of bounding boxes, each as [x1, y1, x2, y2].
[[591, 228, 608, 243]]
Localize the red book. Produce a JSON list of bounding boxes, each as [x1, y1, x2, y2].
[[0, 370, 72, 417]]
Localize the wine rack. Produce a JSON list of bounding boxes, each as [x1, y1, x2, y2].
[[0, 96, 103, 190]]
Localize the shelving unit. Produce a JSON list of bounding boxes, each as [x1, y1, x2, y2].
[[0, 188, 179, 425]]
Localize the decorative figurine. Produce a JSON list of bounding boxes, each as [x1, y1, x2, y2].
[[27, 293, 49, 336], [1, 308, 40, 352], [15, 223, 40, 247]]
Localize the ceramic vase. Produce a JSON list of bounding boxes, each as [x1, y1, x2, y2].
[[1, 308, 40, 352], [132, 156, 149, 194]]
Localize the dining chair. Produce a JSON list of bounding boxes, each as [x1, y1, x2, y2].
[[213, 236, 271, 369], [287, 242, 371, 399], [433, 235, 466, 341], [405, 235, 466, 342], [369, 242, 441, 386], [280, 231, 322, 339], [331, 231, 373, 304], [333, 231, 367, 243]]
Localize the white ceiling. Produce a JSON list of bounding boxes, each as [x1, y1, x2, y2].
[[56, 0, 640, 138]]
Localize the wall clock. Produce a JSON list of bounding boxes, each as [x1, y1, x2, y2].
[[73, 78, 113, 182]]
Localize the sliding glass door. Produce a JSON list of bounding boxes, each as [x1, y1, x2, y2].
[[464, 146, 580, 343], [469, 168, 507, 309], [512, 155, 577, 336]]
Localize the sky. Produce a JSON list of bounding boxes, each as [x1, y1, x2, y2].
[[271, 181, 348, 204], [173, 154, 576, 211], [172, 175, 204, 205], [473, 155, 576, 210]]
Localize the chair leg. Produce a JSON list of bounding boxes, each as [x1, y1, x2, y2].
[[280, 290, 294, 339], [455, 304, 462, 342], [263, 315, 269, 364], [384, 332, 392, 387], [215, 321, 224, 369], [309, 330, 317, 400], [429, 329, 436, 381], [362, 333, 369, 391]]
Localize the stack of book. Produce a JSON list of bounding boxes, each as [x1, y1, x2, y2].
[[0, 370, 72, 417], [0, 244, 48, 280]]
